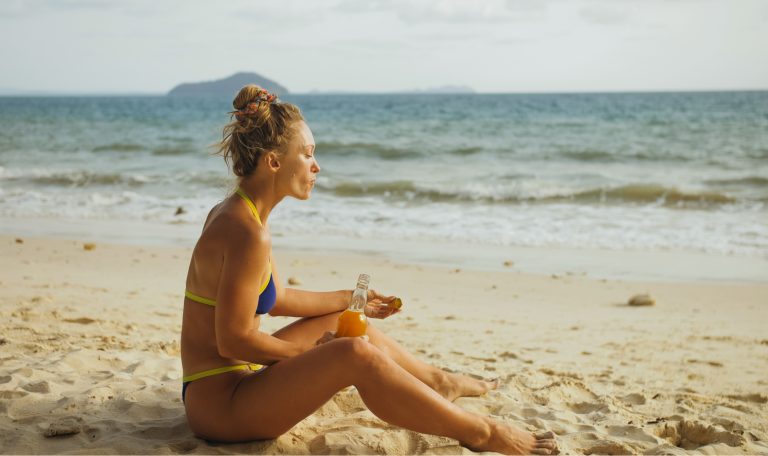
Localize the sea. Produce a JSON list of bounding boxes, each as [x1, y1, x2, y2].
[[1, 92, 767, 267]]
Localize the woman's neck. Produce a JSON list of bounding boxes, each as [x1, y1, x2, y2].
[[237, 177, 282, 224]]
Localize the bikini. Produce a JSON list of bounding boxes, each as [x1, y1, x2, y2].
[[181, 187, 277, 403]]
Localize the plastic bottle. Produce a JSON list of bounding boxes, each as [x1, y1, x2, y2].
[[336, 273, 369, 337]]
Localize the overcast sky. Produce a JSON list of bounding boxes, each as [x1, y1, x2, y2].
[[1, 0, 766, 94]]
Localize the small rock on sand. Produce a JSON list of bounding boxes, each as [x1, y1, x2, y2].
[[83, 243, 96, 251], [15, 238, 24, 244], [287, 277, 301, 285], [43, 417, 82, 437], [503, 260, 514, 267], [628, 293, 655, 307], [174, 206, 186, 216]]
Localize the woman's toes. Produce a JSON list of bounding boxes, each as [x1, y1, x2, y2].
[[535, 430, 555, 439], [536, 439, 557, 449], [536, 439, 559, 454]]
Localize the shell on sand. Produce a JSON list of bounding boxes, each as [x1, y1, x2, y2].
[[287, 277, 302, 285], [629, 293, 655, 307]]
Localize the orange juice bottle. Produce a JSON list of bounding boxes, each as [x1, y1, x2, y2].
[[336, 273, 369, 337]]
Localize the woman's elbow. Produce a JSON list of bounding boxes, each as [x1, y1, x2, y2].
[[216, 333, 244, 359], [268, 301, 288, 317]]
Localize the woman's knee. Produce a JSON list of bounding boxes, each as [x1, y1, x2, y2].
[[331, 336, 386, 370]]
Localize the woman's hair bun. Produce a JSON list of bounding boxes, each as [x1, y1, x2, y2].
[[217, 84, 304, 177]]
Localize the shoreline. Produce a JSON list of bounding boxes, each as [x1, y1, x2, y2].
[[2, 217, 766, 284]]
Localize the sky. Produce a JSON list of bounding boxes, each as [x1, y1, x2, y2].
[[1, 0, 766, 94]]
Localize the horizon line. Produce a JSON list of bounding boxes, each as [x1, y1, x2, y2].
[[1, 87, 767, 97]]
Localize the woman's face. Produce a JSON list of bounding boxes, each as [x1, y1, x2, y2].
[[279, 121, 320, 200]]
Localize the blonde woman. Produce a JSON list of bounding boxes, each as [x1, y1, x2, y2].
[[180, 85, 559, 455]]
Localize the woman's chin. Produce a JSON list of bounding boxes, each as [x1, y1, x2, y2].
[[293, 190, 312, 201]]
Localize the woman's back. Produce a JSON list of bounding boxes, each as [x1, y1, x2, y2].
[[180, 197, 270, 376]]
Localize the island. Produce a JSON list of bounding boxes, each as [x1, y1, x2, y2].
[[167, 72, 289, 97]]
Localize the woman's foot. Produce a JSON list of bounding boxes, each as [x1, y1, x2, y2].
[[466, 420, 559, 455], [434, 371, 499, 401]]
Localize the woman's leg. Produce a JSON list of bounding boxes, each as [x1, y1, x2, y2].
[[271, 311, 497, 401], [184, 337, 558, 454]]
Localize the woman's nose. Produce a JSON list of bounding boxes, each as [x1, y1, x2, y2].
[[313, 159, 321, 173]]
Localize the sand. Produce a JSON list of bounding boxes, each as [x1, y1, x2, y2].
[[1, 235, 767, 454]]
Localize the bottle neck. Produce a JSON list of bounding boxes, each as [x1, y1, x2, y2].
[[356, 273, 370, 290], [348, 273, 370, 312]]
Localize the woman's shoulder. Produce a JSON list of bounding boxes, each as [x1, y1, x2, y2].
[[198, 200, 270, 251]]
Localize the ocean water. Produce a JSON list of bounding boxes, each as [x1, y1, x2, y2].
[[0, 92, 766, 257]]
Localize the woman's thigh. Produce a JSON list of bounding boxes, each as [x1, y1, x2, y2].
[[271, 311, 343, 349], [185, 337, 373, 442]]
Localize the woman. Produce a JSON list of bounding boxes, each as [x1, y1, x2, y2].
[[180, 85, 559, 455]]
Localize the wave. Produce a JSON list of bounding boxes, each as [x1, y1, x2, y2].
[[6, 170, 150, 187], [553, 149, 691, 163], [559, 150, 615, 162], [315, 141, 412, 160], [92, 142, 195, 155], [92, 143, 145, 153], [315, 141, 484, 159], [562, 184, 737, 205], [451, 146, 483, 156], [318, 181, 739, 207], [152, 146, 193, 156], [1, 169, 237, 189], [705, 176, 768, 187]]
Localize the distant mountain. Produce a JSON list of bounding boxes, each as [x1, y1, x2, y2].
[[167, 72, 289, 97]]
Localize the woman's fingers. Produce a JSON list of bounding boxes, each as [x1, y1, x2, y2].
[[365, 303, 399, 319]]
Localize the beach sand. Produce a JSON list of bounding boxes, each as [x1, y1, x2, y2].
[[1, 235, 767, 454]]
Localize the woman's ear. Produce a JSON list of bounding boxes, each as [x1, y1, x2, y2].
[[264, 151, 281, 172]]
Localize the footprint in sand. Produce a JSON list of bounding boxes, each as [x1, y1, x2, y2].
[[63, 317, 98, 325], [330, 388, 367, 415], [0, 390, 29, 400], [726, 393, 767, 404], [43, 416, 83, 437], [130, 420, 190, 440], [569, 402, 610, 414], [619, 392, 646, 406], [655, 419, 746, 449], [582, 439, 636, 455], [168, 440, 198, 453], [686, 358, 724, 367], [606, 425, 659, 443], [21, 380, 50, 394]]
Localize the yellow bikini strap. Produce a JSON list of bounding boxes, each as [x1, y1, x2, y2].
[[182, 363, 264, 383], [235, 187, 263, 226]]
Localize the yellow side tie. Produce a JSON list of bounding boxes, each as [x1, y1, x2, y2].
[[182, 363, 265, 383]]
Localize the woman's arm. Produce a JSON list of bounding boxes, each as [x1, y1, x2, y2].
[[268, 258, 351, 317], [214, 223, 303, 363], [272, 287, 352, 318]]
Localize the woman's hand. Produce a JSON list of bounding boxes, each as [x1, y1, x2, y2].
[[364, 289, 401, 319], [315, 331, 369, 345]]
